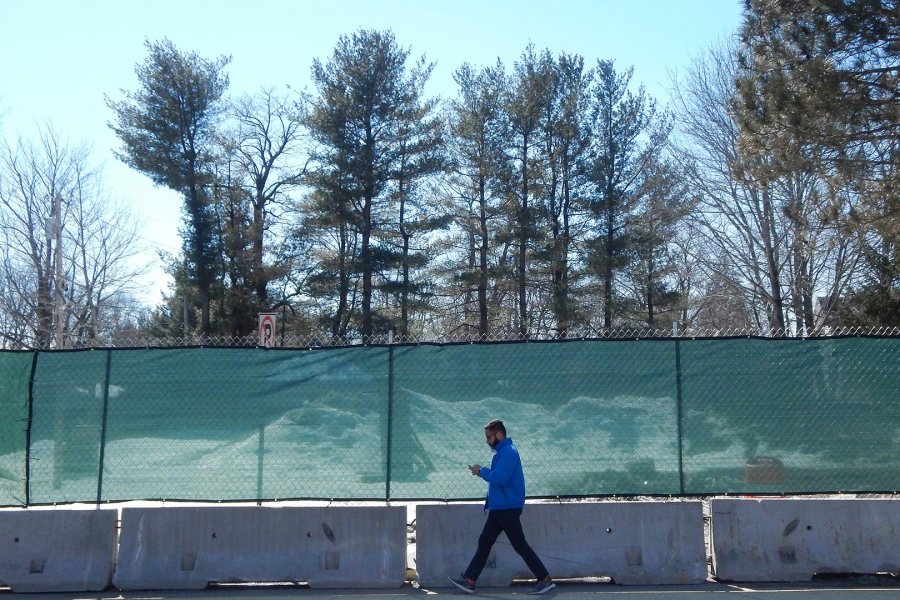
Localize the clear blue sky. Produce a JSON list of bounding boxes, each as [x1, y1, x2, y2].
[[0, 0, 744, 304]]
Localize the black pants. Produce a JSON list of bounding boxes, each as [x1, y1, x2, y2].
[[464, 508, 549, 581]]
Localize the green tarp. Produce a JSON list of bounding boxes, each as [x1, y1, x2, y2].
[[0, 337, 897, 505]]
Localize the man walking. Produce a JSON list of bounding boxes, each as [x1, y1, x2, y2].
[[449, 419, 555, 595]]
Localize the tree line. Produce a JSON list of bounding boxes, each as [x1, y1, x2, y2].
[[1, 1, 897, 348]]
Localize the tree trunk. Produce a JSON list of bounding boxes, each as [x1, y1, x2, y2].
[[647, 254, 656, 328], [553, 164, 570, 338], [361, 194, 373, 338], [478, 175, 489, 337], [518, 135, 529, 338], [398, 179, 410, 337], [760, 188, 787, 335], [187, 176, 212, 337], [332, 219, 351, 340], [603, 197, 615, 329], [253, 197, 268, 307]]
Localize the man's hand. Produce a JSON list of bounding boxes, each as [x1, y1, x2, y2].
[[469, 464, 482, 476]]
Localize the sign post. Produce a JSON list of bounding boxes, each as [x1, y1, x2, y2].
[[258, 313, 277, 348]]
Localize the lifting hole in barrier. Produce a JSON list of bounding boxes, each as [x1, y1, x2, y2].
[[181, 552, 197, 571], [29, 558, 45, 574]]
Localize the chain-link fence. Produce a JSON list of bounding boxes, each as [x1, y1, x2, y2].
[[1, 333, 898, 506], [18, 325, 900, 350]]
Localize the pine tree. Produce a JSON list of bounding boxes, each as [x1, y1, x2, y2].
[[106, 38, 230, 335], [588, 61, 666, 330], [536, 53, 593, 337], [306, 29, 439, 338], [506, 46, 548, 337], [445, 62, 511, 337], [737, 0, 898, 328], [380, 56, 445, 336]]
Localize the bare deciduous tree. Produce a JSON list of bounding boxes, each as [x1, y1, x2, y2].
[[226, 88, 307, 309], [670, 41, 861, 334], [0, 126, 144, 348]]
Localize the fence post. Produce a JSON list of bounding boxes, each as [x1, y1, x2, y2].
[[386, 345, 395, 501], [24, 352, 39, 506], [675, 338, 685, 495], [96, 349, 113, 503], [257, 424, 265, 502]]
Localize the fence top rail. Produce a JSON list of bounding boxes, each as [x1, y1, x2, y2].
[[4, 325, 900, 351]]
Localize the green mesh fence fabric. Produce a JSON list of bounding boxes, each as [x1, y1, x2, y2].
[[680, 338, 900, 494], [389, 341, 681, 499], [29, 350, 108, 503], [0, 338, 897, 505], [28, 347, 389, 503], [0, 352, 33, 505]]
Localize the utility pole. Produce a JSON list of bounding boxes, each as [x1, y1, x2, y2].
[[42, 205, 53, 347], [52, 195, 64, 349]]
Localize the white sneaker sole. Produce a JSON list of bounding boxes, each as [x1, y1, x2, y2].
[[448, 577, 475, 594], [527, 582, 556, 594]]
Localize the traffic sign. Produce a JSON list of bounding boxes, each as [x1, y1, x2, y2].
[[258, 313, 277, 347]]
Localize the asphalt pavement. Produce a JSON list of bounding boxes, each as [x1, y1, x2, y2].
[[9, 577, 900, 600]]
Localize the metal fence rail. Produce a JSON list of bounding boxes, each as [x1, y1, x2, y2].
[[14, 325, 900, 351]]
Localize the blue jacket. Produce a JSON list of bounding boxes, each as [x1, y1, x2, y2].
[[478, 437, 526, 510]]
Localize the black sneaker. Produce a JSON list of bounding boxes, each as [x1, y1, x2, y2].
[[449, 575, 476, 594], [527, 578, 555, 595]]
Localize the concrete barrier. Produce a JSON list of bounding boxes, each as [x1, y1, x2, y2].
[[710, 498, 900, 582], [416, 501, 707, 586], [113, 505, 407, 590], [0, 508, 117, 593]]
